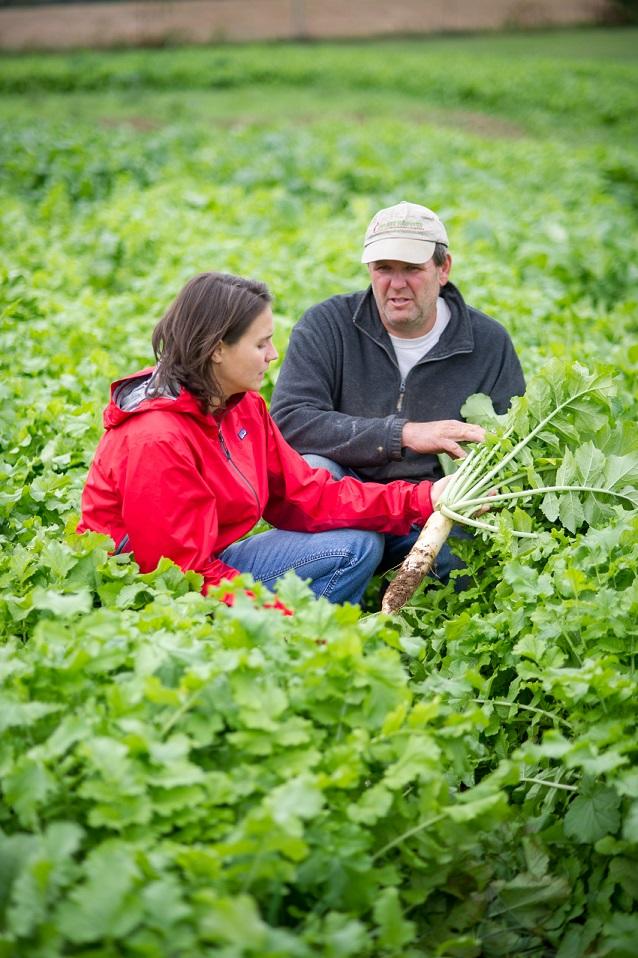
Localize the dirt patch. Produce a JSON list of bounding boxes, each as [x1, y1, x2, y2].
[[329, 107, 527, 139], [97, 104, 525, 140], [417, 108, 527, 139], [99, 115, 162, 131]]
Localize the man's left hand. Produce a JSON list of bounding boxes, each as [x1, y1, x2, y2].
[[402, 419, 485, 460]]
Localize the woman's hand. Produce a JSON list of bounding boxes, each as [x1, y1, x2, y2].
[[430, 474, 495, 515], [430, 474, 453, 510]]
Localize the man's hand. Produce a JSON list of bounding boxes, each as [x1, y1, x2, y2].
[[402, 420, 485, 460]]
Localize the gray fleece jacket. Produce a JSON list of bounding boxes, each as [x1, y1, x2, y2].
[[270, 281, 525, 484]]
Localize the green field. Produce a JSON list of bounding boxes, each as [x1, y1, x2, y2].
[[1, 28, 638, 958]]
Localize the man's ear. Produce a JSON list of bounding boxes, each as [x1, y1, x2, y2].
[[438, 254, 452, 287]]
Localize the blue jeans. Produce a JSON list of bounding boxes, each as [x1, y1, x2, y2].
[[219, 527, 384, 606], [305, 454, 470, 583]]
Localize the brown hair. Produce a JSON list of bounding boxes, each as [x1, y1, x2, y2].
[[150, 272, 271, 410]]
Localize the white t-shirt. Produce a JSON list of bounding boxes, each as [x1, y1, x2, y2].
[[388, 297, 451, 381]]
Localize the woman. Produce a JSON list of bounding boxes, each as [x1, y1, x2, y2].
[[79, 272, 450, 606]]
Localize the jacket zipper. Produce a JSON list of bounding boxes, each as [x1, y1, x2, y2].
[[354, 314, 407, 415], [357, 326, 407, 414], [396, 380, 406, 413], [218, 425, 261, 512]]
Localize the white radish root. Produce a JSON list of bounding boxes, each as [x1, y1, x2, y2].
[[381, 512, 453, 614]]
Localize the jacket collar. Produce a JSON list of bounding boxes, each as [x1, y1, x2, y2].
[[103, 368, 246, 429], [352, 280, 475, 362]]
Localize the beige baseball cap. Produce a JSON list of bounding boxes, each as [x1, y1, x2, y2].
[[361, 200, 448, 264]]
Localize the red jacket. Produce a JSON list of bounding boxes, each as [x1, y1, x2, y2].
[[78, 370, 434, 592]]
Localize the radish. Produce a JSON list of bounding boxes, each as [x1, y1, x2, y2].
[[382, 362, 638, 614]]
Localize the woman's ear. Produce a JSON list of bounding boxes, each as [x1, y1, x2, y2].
[[211, 343, 224, 364]]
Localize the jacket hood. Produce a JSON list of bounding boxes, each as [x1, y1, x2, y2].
[[103, 368, 242, 429]]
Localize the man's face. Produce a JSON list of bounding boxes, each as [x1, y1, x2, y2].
[[368, 255, 451, 339]]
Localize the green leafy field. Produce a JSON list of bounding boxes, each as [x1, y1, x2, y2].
[[1, 29, 637, 957]]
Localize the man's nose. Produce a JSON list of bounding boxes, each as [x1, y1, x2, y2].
[[389, 271, 407, 288]]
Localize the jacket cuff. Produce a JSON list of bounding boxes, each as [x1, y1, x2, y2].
[[416, 480, 434, 521], [388, 417, 407, 461]]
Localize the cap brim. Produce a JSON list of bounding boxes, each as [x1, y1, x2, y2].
[[361, 238, 437, 265]]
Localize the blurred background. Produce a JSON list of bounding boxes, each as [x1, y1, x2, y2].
[[0, 0, 636, 50]]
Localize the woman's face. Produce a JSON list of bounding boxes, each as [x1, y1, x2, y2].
[[212, 306, 278, 400]]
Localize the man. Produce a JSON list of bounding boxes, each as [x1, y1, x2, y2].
[[271, 200, 525, 577]]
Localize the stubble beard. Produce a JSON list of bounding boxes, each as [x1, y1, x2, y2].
[[381, 299, 437, 338]]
